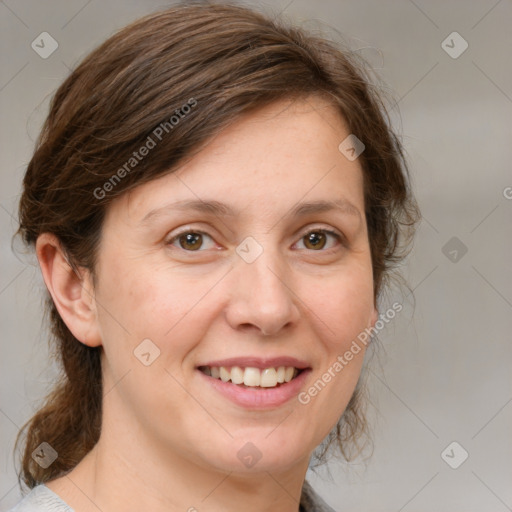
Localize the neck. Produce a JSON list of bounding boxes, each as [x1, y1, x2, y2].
[[46, 403, 311, 512]]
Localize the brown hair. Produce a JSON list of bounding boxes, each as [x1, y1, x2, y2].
[[16, 1, 420, 487]]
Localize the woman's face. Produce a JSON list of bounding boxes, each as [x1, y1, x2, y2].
[[91, 96, 377, 474]]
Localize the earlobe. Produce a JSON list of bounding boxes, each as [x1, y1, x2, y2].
[[35, 233, 102, 347]]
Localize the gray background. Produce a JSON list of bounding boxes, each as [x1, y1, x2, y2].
[[1, 1, 511, 510]]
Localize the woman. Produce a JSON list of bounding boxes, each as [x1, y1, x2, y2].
[[11, 3, 419, 511]]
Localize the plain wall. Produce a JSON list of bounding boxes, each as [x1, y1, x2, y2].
[[1, 1, 511, 510]]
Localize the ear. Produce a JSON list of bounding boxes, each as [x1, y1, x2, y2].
[[35, 233, 102, 347]]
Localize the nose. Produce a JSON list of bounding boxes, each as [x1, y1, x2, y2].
[[225, 245, 301, 337]]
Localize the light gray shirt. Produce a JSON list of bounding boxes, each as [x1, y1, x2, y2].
[[8, 481, 336, 512]]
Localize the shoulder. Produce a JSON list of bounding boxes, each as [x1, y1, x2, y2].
[[300, 479, 338, 512], [7, 485, 74, 512]]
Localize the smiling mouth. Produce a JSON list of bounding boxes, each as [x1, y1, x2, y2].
[[198, 365, 304, 388]]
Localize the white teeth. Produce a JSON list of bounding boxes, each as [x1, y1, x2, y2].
[[219, 367, 231, 382], [201, 365, 300, 387], [260, 368, 278, 387], [243, 367, 261, 387], [284, 367, 295, 383], [230, 366, 244, 384]]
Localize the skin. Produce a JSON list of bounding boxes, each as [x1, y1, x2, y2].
[[37, 95, 378, 512]]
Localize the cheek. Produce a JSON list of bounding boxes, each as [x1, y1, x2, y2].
[[296, 260, 373, 428], [94, 265, 196, 422], [309, 261, 375, 348], [94, 255, 219, 357], [96, 243, 169, 328]]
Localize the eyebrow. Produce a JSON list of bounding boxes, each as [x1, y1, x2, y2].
[[141, 198, 362, 224]]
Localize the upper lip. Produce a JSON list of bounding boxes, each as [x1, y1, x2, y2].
[[197, 356, 310, 370]]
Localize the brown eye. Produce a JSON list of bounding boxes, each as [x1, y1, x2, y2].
[[297, 229, 341, 251], [167, 230, 215, 251], [304, 232, 327, 250], [178, 232, 203, 250]]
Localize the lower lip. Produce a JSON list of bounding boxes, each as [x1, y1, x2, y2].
[[198, 369, 311, 409]]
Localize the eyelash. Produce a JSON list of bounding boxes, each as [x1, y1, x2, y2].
[[166, 228, 345, 253]]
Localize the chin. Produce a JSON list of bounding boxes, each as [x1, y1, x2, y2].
[[200, 429, 314, 475]]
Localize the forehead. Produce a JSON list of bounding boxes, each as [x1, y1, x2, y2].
[[114, 95, 365, 224]]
